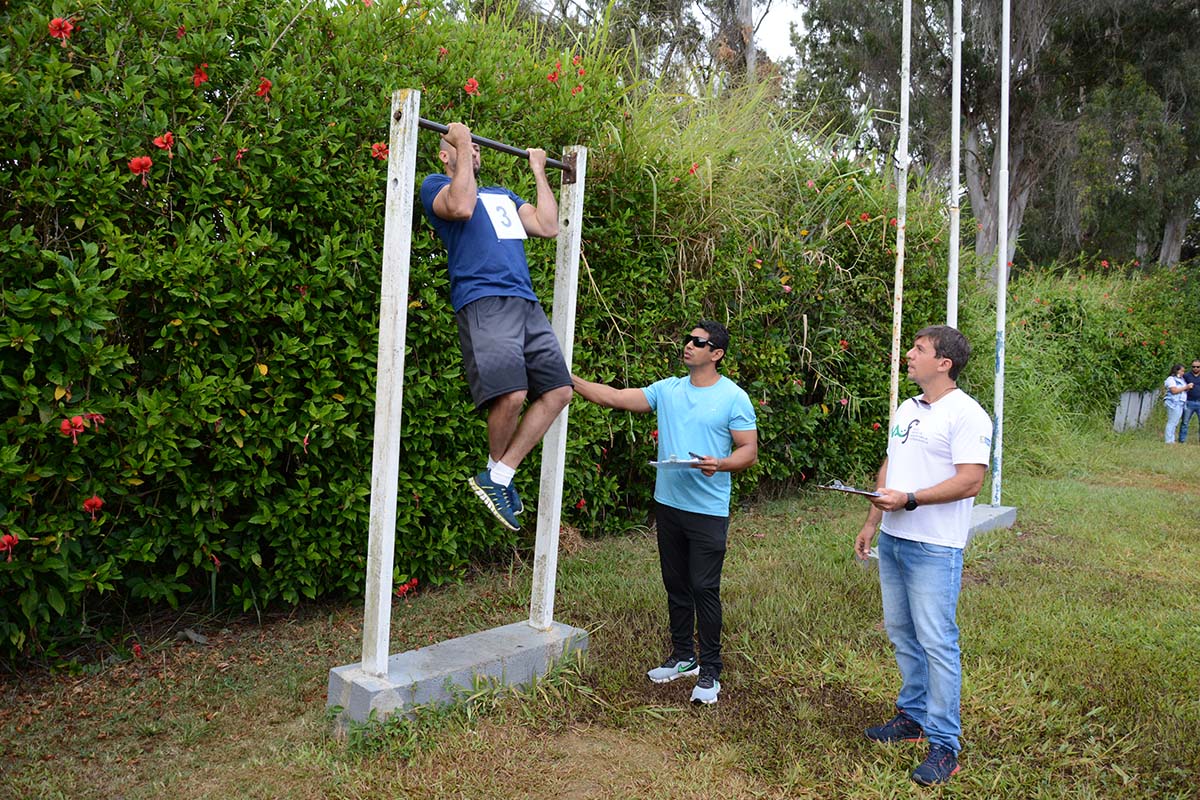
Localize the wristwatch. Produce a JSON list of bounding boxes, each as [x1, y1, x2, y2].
[[904, 492, 919, 511]]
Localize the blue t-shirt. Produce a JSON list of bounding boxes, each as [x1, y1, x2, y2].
[[419, 173, 540, 312], [642, 375, 757, 517]]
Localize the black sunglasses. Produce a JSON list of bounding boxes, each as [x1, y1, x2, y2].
[[683, 334, 718, 350]]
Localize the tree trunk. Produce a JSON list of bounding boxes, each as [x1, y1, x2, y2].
[[1158, 202, 1190, 265], [739, 0, 756, 80], [965, 122, 1042, 284]]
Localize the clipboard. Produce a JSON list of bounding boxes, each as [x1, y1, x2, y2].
[[649, 458, 702, 470], [817, 479, 882, 498]]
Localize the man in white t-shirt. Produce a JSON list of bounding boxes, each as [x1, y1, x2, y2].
[[853, 325, 993, 787]]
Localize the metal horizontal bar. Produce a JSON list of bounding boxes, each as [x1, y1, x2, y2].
[[417, 118, 568, 173]]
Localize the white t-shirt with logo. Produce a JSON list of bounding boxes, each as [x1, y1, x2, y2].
[[880, 388, 993, 549]]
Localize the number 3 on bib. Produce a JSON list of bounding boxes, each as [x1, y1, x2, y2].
[[482, 194, 527, 240]]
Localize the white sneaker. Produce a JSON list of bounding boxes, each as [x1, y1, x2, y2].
[[690, 668, 720, 705], [647, 656, 699, 684]]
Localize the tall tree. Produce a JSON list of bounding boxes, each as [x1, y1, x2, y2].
[[795, 0, 1200, 274]]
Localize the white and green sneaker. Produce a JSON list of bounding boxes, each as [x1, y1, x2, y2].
[[690, 667, 720, 705], [647, 656, 699, 684]]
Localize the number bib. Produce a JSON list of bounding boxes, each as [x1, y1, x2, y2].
[[481, 193, 527, 240]]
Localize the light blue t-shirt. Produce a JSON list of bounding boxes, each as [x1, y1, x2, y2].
[[642, 375, 757, 517], [419, 173, 539, 312]]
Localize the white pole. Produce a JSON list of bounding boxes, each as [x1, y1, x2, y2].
[[890, 0, 913, 421], [946, 0, 963, 327], [360, 89, 420, 676], [992, 0, 1010, 506], [529, 147, 588, 630]]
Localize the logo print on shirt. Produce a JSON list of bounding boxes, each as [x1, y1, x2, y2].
[[892, 419, 921, 443]]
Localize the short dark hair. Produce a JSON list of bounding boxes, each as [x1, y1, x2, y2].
[[1170, 363, 1186, 377], [915, 325, 971, 380], [696, 320, 730, 363]]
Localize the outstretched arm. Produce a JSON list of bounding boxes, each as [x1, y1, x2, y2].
[[571, 374, 651, 413]]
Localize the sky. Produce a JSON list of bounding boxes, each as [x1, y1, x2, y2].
[[756, 1, 806, 62]]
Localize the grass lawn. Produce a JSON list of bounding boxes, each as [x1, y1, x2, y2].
[[3, 426, 1198, 799]]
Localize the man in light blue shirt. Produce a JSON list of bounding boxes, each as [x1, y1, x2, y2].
[[572, 321, 757, 705]]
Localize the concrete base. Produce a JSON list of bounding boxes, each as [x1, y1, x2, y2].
[[326, 620, 588, 729], [967, 503, 1017, 545], [858, 503, 1018, 568]]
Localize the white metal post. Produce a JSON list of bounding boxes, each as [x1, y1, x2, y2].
[[360, 89, 420, 676], [529, 147, 587, 630], [947, 0, 963, 327], [992, 0, 1010, 506], [890, 0, 913, 421]]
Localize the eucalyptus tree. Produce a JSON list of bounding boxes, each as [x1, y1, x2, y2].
[[794, 0, 1199, 273]]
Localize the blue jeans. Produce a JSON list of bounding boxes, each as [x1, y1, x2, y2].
[[1179, 401, 1200, 443], [877, 531, 964, 752], [1166, 403, 1185, 443]]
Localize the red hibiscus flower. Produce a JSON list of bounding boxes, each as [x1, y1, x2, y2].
[[177, 25, 186, 39], [193, 63, 209, 88], [153, 131, 175, 159], [363, 0, 374, 6], [547, 70, 559, 83], [371, 142, 389, 161], [577, 68, 585, 76], [688, 162, 699, 175], [571, 84, 583, 95], [575, 498, 586, 510], [211, 553, 221, 570], [256, 77, 272, 100], [839, 339, 849, 350], [463, 77, 480, 95], [235, 147, 249, 163], [889, 217, 898, 226], [82, 494, 104, 520], [59, 415, 85, 445], [1101, 259, 1109, 268], [859, 212, 870, 222], [872, 422, 881, 430], [651, 429, 658, 442], [132, 642, 144, 658], [572, 54, 582, 66], [840, 397, 849, 406], [85, 412, 106, 426], [49, 17, 74, 45], [0, 534, 18, 562], [129, 155, 153, 186], [437, 46, 448, 60]]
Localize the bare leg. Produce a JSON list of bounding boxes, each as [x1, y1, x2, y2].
[[499, 385, 572, 469], [487, 390, 527, 462]]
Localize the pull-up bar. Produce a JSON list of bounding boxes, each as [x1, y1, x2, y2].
[[416, 117, 576, 183]]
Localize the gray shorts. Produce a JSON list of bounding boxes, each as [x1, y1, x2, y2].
[[456, 296, 572, 409]]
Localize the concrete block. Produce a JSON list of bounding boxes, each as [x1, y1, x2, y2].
[[857, 503, 1018, 569], [327, 620, 588, 729], [966, 503, 1017, 545]]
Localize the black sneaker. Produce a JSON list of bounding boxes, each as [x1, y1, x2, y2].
[[911, 743, 960, 786], [865, 712, 925, 743], [690, 666, 720, 705]]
